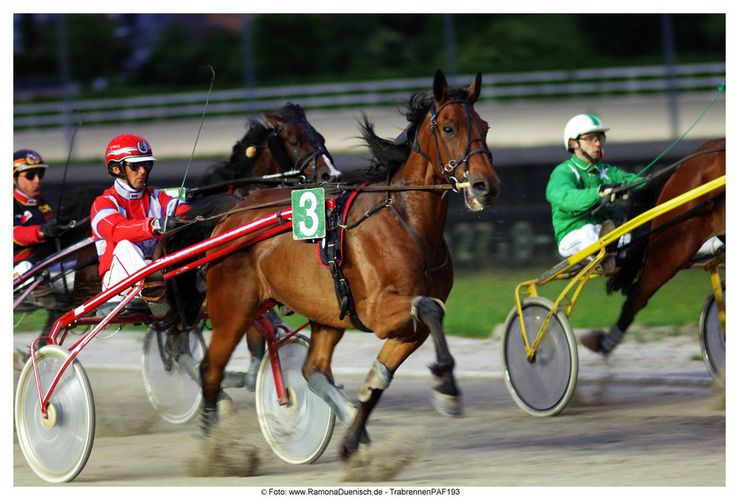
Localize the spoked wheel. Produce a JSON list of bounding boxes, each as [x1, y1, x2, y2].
[[699, 283, 725, 385], [502, 297, 579, 417], [14, 345, 95, 483], [256, 334, 335, 464], [142, 324, 207, 424]]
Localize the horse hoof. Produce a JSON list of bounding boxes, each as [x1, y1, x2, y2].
[[217, 391, 236, 416], [431, 390, 462, 417], [244, 371, 257, 392], [580, 329, 607, 354], [340, 443, 353, 462]]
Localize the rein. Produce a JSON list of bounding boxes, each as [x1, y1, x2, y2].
[[175, 180, 469, 233], [592, 146, 726, 215]]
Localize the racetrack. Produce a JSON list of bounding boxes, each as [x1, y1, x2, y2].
[[12, 332, 725, 487]]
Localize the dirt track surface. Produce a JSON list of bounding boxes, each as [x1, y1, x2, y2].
[[12, 331, 725, 487]]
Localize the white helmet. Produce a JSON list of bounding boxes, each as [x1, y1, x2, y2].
[[563, 114, 610, 151]]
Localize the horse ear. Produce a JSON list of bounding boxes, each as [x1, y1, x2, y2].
[[467, 72, 482, 103], [433, 69, 448, 102], [264, 112, 282, 127]]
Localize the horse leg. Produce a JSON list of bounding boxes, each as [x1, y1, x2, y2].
[[411, 296, 462, 416], [302, 324, 357, 427], [340, 336, 425, 461], [584, 238, 696, 354], [243, 325, 266, 392], [363, 292, 460, 416], [199, 280, 259, 432]]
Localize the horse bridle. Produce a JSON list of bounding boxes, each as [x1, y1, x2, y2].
[[411, 98, 493, 191], [266, 120, 334, 183]]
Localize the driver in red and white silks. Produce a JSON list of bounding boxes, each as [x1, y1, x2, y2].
[[90, 134, 188, 295]]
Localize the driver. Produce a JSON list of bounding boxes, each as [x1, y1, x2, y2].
[[13, 149, 61, 307], [90, 133, 188, 315], [545, 114, 643, 272]]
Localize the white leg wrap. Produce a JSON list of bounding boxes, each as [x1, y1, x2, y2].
[[358, 360, 393, 403]]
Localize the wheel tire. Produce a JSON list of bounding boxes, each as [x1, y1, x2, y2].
[[255, 334, 335, 464], [14, 345, 95, 483], [699, 284, 725, 385], [501, 297, 579, 417], [142, 324, 206, 424]]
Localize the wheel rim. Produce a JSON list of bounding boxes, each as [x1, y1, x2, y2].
[[15, 345, 95, 483], [700, 290, 725, 383], [142, 325, 205, 424], [256, 335, 335, 464], [503, 298, 578, 416]]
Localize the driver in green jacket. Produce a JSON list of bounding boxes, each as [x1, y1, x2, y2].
[[546, 113, 643, 271]]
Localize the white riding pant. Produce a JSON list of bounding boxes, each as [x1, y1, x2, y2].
[[102, 240, 150, 293], [14, 260, 76, 293], [558, 223, 631, 258], [13, 260, 33, 281]]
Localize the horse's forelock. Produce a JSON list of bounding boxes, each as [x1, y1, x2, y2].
[[277, 102, 306, 122]]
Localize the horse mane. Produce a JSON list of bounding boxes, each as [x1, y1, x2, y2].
[[605, 175, 668, 296], [351, 88, 470, 184], [196, 119, 272, 188], [275, 101, 307, 122]]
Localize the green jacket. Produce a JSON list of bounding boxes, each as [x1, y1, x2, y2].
[[546, 154, 643, 245]]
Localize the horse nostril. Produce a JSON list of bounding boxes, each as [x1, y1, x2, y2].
[[472, 180, 490, 194]]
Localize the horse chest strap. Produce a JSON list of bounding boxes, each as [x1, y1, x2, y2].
[[315, 191, 371, 332]]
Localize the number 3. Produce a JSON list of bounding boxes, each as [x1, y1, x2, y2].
[[299, 191, 318, 236]]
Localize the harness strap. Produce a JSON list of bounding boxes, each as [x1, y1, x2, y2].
[[318, 190, 372, 332], [266, 132, 297, 172]]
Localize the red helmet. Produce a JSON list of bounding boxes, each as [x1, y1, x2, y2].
[[104, 133, 156, 169]]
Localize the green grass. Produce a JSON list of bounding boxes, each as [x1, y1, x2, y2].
[[444, 266, 720, 338], [15, 267, 719, 338]]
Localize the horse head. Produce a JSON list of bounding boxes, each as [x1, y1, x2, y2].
[[418, 69, 499, 211], [263, 103, 342, 183], [199, 104, 340, 195]]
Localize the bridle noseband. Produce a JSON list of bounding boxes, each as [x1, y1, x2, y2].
[[411, 99, 493, 192]]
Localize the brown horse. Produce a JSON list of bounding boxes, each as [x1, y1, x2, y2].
[[583, 138, 725, 353], [162, 103, 342, 388], [199, 70, 500, 459]]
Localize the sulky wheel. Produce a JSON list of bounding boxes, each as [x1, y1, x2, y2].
[[502, 296, 579, 417], [699, 283, 725, 385], [14, 345, 95, 483], [255, 334, 335, 464], [142, 324, 206, 424]]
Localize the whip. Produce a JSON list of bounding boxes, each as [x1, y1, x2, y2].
[[637, 80, 725, 176], [166, 65, 216, 225]]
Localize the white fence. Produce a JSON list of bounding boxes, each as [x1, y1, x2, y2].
[[14, 62, 725, 128]]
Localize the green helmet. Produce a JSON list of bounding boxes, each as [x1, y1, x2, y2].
[[563, 114, 610, 151]]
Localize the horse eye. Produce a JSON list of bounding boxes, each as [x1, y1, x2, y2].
[[443, 125, 455, 136]]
